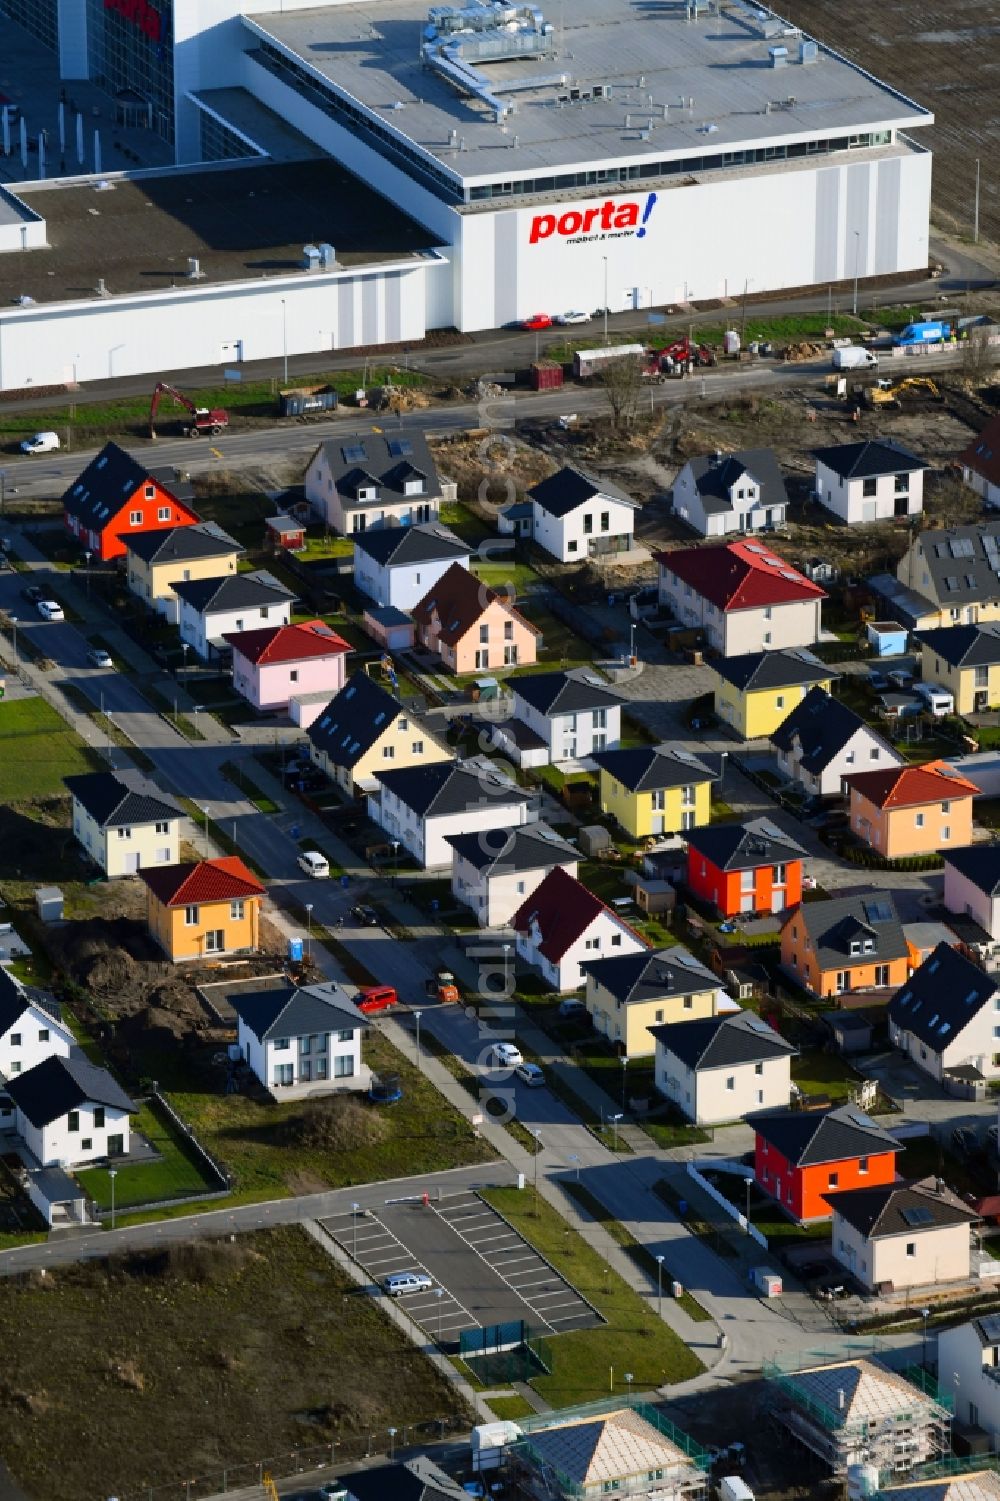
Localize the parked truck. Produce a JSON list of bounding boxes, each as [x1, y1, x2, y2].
[[893, 320, 952, 347], [831, 346, 878, 370]]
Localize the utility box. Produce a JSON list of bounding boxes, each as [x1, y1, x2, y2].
[[720, 1478, 755, 1501], [752, 1266, 782, 1297], [530, 360, 564, 390], [35, 886, 64, 924]]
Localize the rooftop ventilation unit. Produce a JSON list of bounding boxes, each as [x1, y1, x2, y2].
[[769, 45, 788, 65], [316, 242, 336, 268], [187, 256, 204, 280], [302, 244, 321, 271], [422, 1, 566, 121], [799, 38, 818, 62]]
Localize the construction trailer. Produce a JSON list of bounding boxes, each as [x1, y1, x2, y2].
[[764, 1357, 952, 1477]]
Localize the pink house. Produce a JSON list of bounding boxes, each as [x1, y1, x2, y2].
[[225, 619, 351, 723]]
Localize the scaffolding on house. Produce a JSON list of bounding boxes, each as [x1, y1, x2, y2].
[[511, 1400, 709, 1501], [763, 1356, 953, 1477]]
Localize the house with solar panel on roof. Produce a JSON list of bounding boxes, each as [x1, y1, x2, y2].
[[891, 520, 1000, 632], [764, 1355, 952, 1475], [711, 647, 835, 740], [304, 432, 445, 536], [656, 539, 826, 656], [830, 1178, 977, 1293], [308, 670, 452, 797], [650, 1010, 796, 1125], [753, 1104, 900, 1223], [780, 892, 910, 1000], [888, 941, 1000, 1084]]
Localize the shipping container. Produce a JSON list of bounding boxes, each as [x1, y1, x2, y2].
[[530, 360, 564, 390], [279, 386, 339, 417], [573, 343, 645, 378]]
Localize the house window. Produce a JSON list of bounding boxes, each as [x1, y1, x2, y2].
[[274, 1038, 290, 1051], [155, 822, 169, 835], [585, 937, 600, 950], [600, 511, 610, 531], [8, 1062, 19, 1075], [906, 1242, 916, 1257], [655, 1009, 664, 1022], [479, 625, 489, 643], [763, 632, 772, 645], [725, 1076, 735, 1091], [862, 478, 878, 497], [942, 826, 951, 842], [9, 1034, 20, 1048], [204, 929, 225, 953], [184, 905, 199, 925], [38, 1029, 49, 1043], [568, 540, 578, 553], [941, 801, 951, 814], [504, 621, 514, 640], [895, 474, 910, 494], [337, 1029, 353, 1043], [81, 1137, 93, 1152], [858, 1156, 869, 1174], [334, 1055, 355, 1078], [316, 1057, 328, 1079], [383, 745, 395, 759], [754, 1062, 763, 1076], [915, 812, 925, 828], [68, 1111, 80, 1132], [129, 509, 143, 525], [611, 934, 622, 947], [412, 741, 424, 754], [874, 965, 889, 986], [157, 506, 171, 522], [301, 1036, 311, 1055], [290, 670, 298, 683], [683, 996, 693, 1009], [230, 900, 245, 921], [584, 514, 594, 534], [235, 619, 244, 632], [117, 827, 132, 840], [94, 1107, 105, 1128], [399, 718, 408, 731], [776, 695, 785, 709], [828, 1172, 839, 1188]]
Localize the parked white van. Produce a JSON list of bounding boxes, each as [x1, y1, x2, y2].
[[20, 431, 60, 454], [915, 682, 954, 717]]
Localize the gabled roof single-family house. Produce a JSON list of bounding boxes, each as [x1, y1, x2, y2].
[[753, 1103, 900, 1222], [370, 756, 533, 870], [412, 561, 540, 674], [958, 412, 1000, 511], [711, 647, 835, 739], [771, 686, 902, 798], [342, 1454, 472, 1501], [140, 856, 266, 963], [831, 1177, 977, 1293], [944, 844, 1000, 945], [353, 523, 471, 611], [937, 1319, 1000, 1453], [307, 670, 452, 796], [513, 1407, 707, 1501], [62, 441, 199, 561], [581, 945, 722, 1059], [896, 520, 1000, 630], [65, 769, 184, 878], [813, 439, 927, 525], [124, 521, 242, 622], [6, 1054, 137, 1167], [525, 465, 638, 562], [172, 570, 296, 661], [230, 980, 369, 1100], [845, 760, 979, 859], [685, 816, 807, 919], [0, 967, 74, 1083], [511, 866, 648, 993], [672, 446, 789, 538], [781, 891, 909, 999], [304, 432, 443, 535], [650, 1010, 796, 1125], [917, 623, 1000, 715], [592, 743, 717, 839], [657, 539, 826, 656], [492, 671, 624, 767], [888, 940, 1000, 1082], [446, 821, 579, 928], [226, 618, 352, 723]]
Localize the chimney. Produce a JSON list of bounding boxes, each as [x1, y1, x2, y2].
[[838, 1389, 845, 1411]]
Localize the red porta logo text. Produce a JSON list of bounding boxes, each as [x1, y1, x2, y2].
[[104, 0, 163, 43], [529, 200, 642, 244]]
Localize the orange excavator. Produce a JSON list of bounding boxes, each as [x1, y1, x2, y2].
[[149, 381, 229, 440]]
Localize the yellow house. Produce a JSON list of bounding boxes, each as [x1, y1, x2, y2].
[[592, 745, 715, 840], [140, 857, 265, 962], [712, 648, 835, 739], [917, 625, 1000, 715], [308, 668, 452, 796], [582, 946, 721, 1058], [124, 523, 243, 624], [897, 521, 1000, 630]]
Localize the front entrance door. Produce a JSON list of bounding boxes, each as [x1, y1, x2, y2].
[[220, 340, 243, 364], [107, 1134, 124, 1158], [204, 929, 225, 953], [652, 815, 665, 835], [122, 851, 140, 874], [771, 889, 785, 913]]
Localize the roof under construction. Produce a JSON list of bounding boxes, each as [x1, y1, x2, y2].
[[770, 1356, 951, 1432]]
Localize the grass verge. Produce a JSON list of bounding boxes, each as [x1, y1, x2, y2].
[[0, 695, 102, 796], [76, 1100, 220, 1211], [481, 1187, 704, 1403], [652, 1178, 738, 1260], [221, 759, 281, 815], [484, 1395, 536, 1421]]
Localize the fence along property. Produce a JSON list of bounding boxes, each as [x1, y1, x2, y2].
[[686, 1161, 768, 1250]]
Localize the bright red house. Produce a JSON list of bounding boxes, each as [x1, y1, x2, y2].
[[754, 1104, 899, 1222], [685, 817, 806, 919], [63, 441, 200, 561]]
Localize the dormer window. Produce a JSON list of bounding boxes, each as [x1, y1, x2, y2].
[[863, 939, 875, 954], [404, 478, 425, 496], [849, 940, 861, 956], [358, 485, 378, 502]]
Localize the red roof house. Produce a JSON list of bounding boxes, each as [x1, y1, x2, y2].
[[139, 857, 266, 962], [754, 1103, 900, 1222], [511, 866, 649, 993], [225, 619, 352, 723], [63, 441, 200, 562], [845, 760, 979, 859], [656, 539, 826, 656], [959, 412, 1000, 509], [685, 816, 806, 919]]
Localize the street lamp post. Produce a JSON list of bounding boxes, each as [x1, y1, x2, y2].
[[0, 469, 7, 515], [181, 642, 189, 675], [9, 615, 16, 669], [852, 230, 861, 317], [611, 1112, 623, 1151], [305, 903, 313, 959], [656, 1253, 664, 1317], [921, 1307, 931, 1368], [202, 804, 210, 850], [281, 298, 288, 387], [624, 1371, 634, 1406], [352, 1201, 360, 1261], [388, 1427, 397, 1462], [974, 158, 981, 244], [620, 1055, 628, 1112], [84, 549, 91, 598], [108, 1167, 117, 1231], [602, 256, 609, 346], [390, 839, 399, 886], [744, 1176, 753, 1231], [533, 1130, 542, 1195], [503, 941, 511, 997], [413, 1009, 423, 1070], [436, 1287, 444, 1344]]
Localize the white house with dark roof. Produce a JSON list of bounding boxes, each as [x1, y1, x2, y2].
[[230, 980, 368, 1099], [672, 447, 788, 538], [172, 570, 295, 661], [937, 1316, 1000, 1444], [64, 770, 183, 877], [445, 822, 579, 928], [650, 1010, 796, 1125], [5, 1054, 136, 1167], [0, 968, 74, 1083], [830, 1177, 977, 1292], [888, 941, 1000, 1082], [369, 756, 534, 869], [353, 523, 471, 610], [524, 466, 638, 563], [771, 686, 902, 798], [944, 846, 1000, 961], [304, 432, 444, 535], [493, 671, 623, 766], [511, 866, 648, 992], [813, 440, 927, 525]]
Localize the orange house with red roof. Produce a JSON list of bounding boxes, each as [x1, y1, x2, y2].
[[845, 760, 979, 859], [511, 865, 648, 992], [656, 539, 825, 657], [140, 857, 265, 962], [63, 441, 200, 562]]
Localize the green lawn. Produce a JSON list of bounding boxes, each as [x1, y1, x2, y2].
[[481, 1188, 703, 1403], [790, 1049, 863, 1104], [221, 760, 280, 816], [76, 1101, 219, 1211], [0, 697, 100, 799], [470, 559, 544, 599], [439, 501, 494, 547], [485, 1395, 536, 1420]]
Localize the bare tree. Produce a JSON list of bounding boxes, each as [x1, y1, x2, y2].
[[959, 328, 993, 387], [600, 353, 645, 430]]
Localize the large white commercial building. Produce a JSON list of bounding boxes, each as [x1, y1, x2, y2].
[[0, 0, 934, 389]]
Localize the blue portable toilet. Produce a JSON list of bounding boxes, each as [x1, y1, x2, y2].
[[340, 873, 350, 889], [288, 937, 304, 963]]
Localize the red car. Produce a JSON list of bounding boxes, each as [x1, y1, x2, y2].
[[356, 985, 397, 1015], [521, 313, 552, 330]]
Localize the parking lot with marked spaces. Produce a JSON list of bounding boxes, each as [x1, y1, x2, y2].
[[319, 1190, 600, 1347]]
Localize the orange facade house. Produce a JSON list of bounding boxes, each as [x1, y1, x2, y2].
[[845, 760, 978, 860], [781, 891, 910, 999], [140, 857, 265, 962], [411, 562, 540, 674], [754, 1104, 900, 1222], [685, 816, 806, 919]]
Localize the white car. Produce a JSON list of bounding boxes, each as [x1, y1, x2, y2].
[[490, 1042, 523, 1068], [86, 647, 113, 669], [20, 431, 60, 454], [297, 849, 330, 878], [36, 600, 64, 621], [556, 310, 590, 325], [515, 1062, 545, 1087]]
